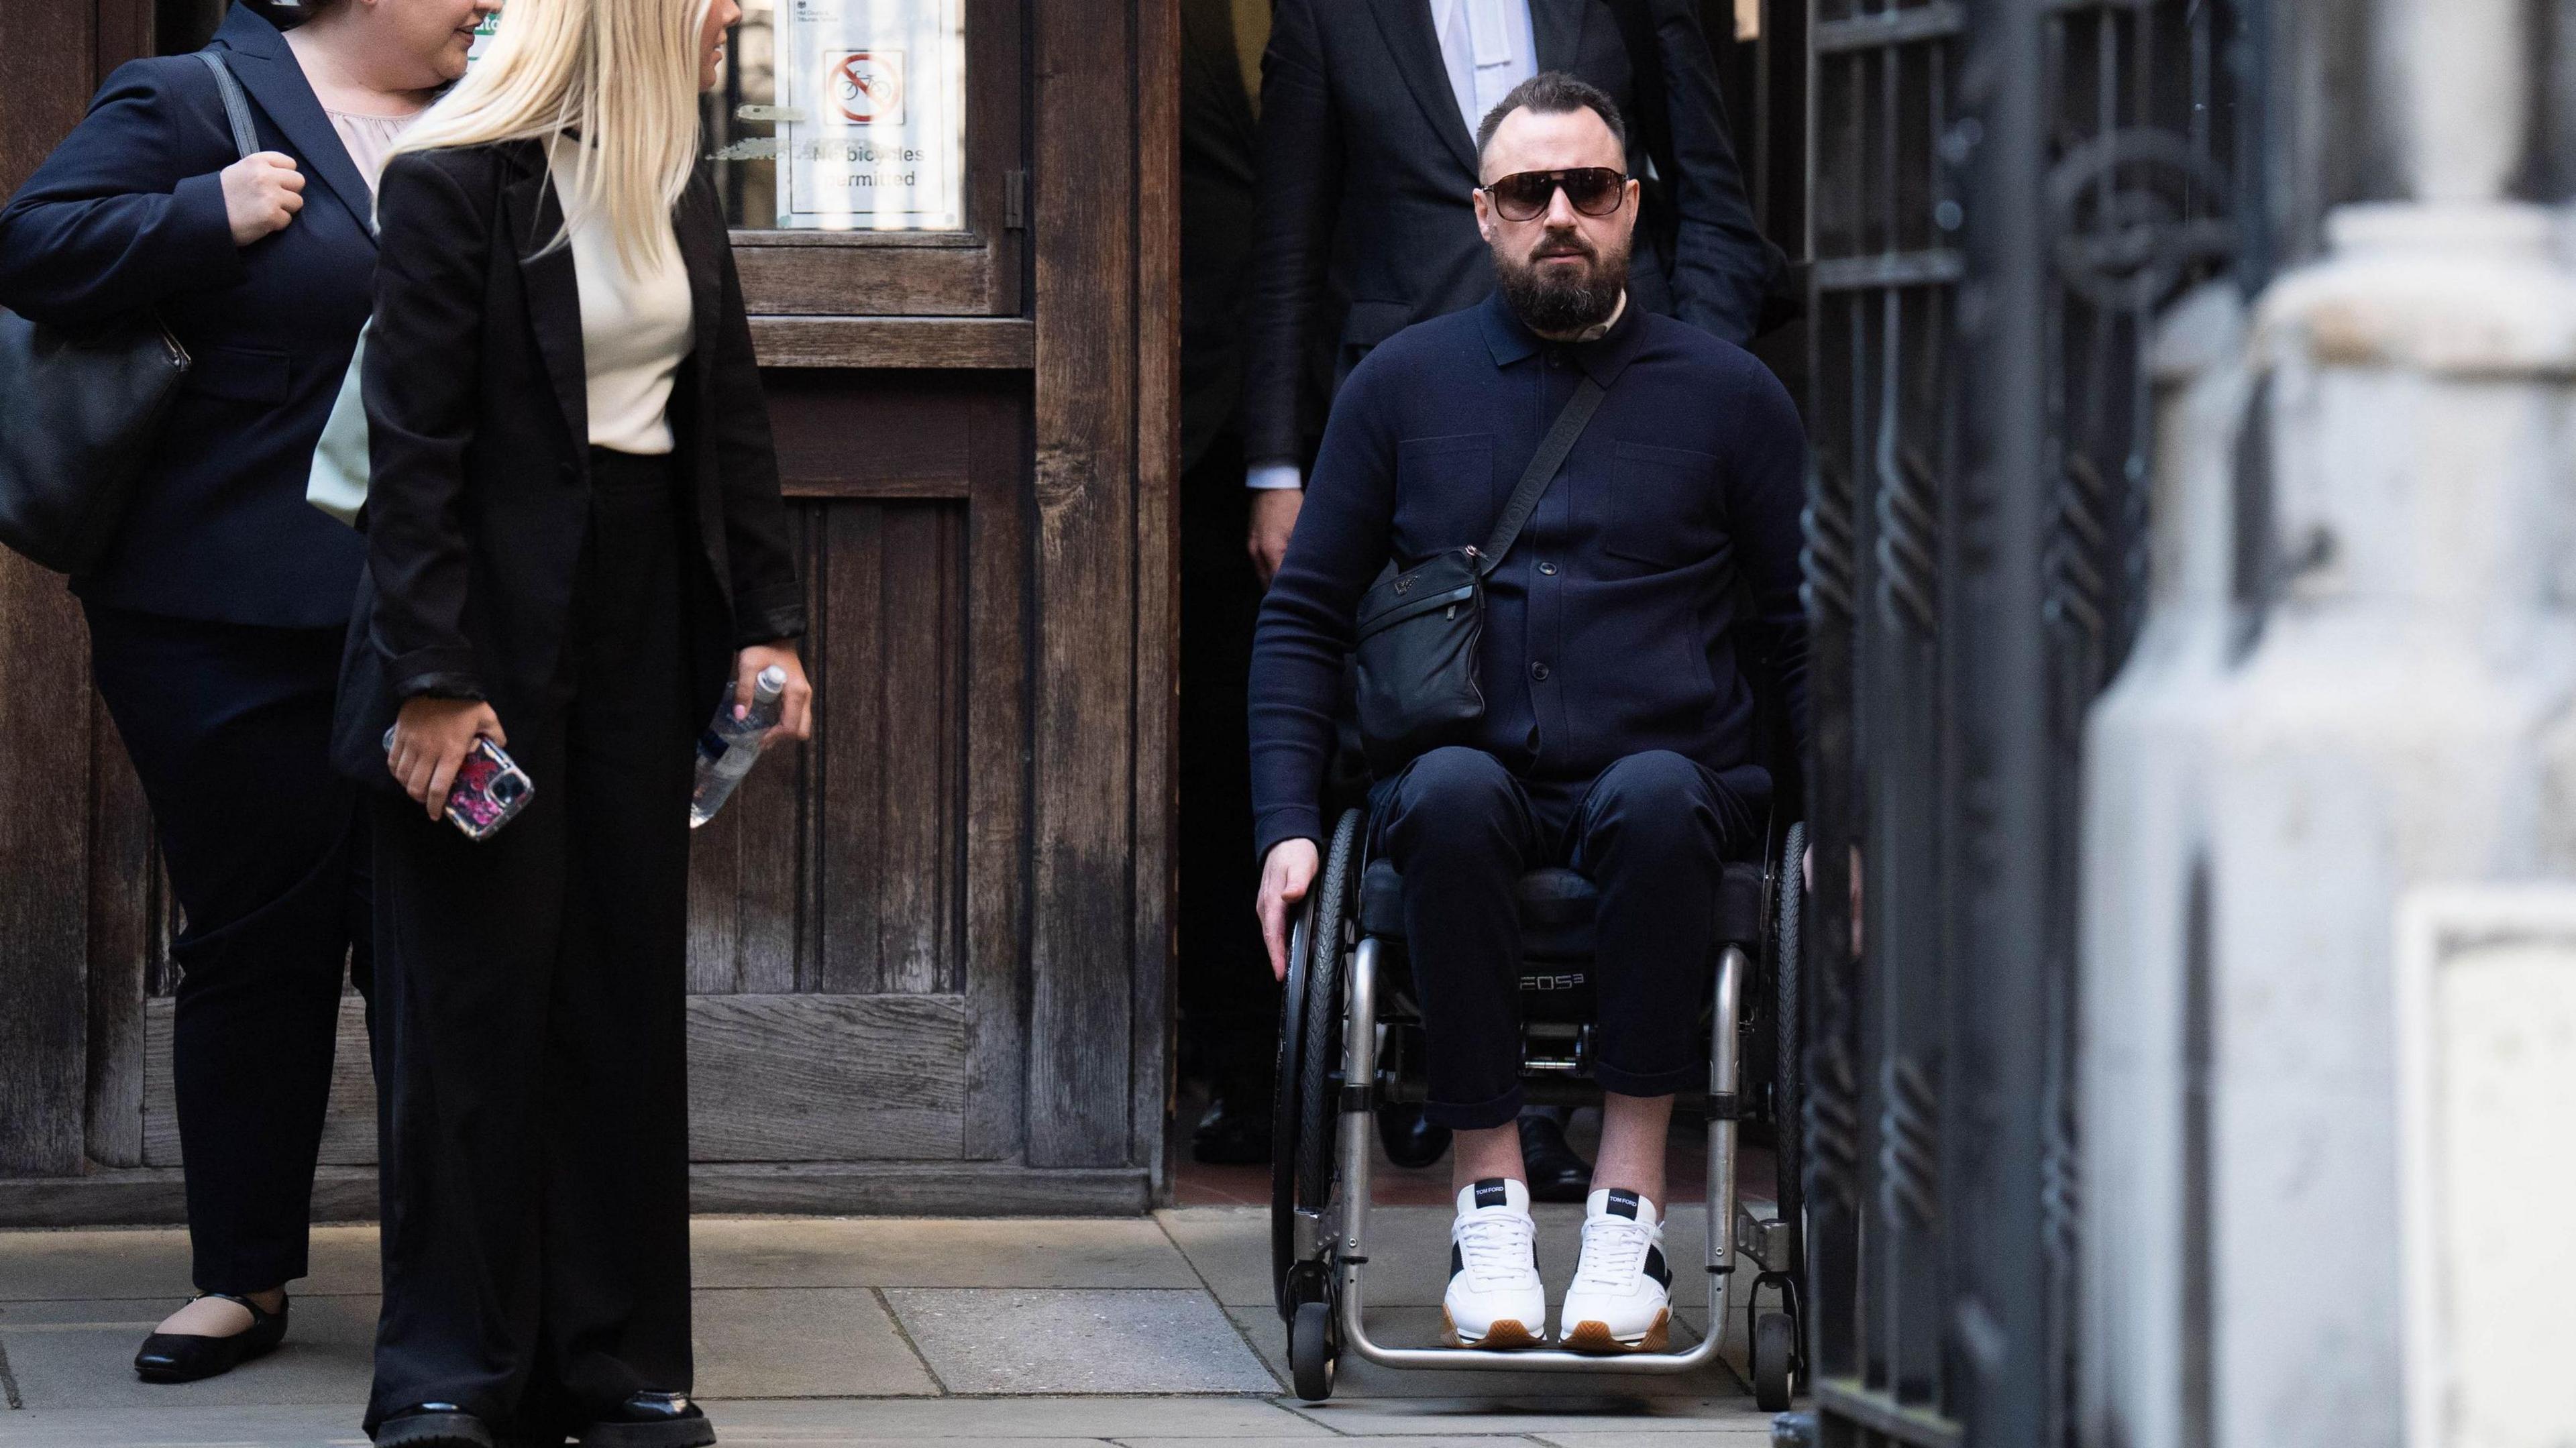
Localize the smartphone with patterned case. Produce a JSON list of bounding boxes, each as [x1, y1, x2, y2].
[[384, 729, 536, 840]]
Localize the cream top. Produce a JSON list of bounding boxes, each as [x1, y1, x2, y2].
[[325, 107, 420, 197], [547, 139, 694, 456]]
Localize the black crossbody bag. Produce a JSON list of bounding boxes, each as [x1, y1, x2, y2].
[[0, 52, 258, 575], [1351, 377, 1607, 769]]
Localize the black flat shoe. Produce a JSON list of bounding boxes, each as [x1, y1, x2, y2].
[[1376, 1101, 1452, 1170], [1519, 1113, 1594, 1203], [577, 1392, 714, 1447], [374, 1405, 497, 1448], [132, 1294, 288, 1383], [1190, 1095, 1273, 1165]]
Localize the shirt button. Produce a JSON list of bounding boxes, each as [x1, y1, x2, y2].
[[1538, 561, 1558, 575], [1531, 662, 1551, 681]]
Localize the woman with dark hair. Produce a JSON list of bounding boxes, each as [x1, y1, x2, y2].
[[0, 0, 498, 1385]]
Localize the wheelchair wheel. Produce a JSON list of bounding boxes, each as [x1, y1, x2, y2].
[[1291, 1298, 1338, 1401], [1772, 822, 1805, 1245], [1271, 808, 1363, 1322], [1295, 809, 1364, 1211], [1753, 1308, 1796, 1410], [1270, 883, 1317, 1316]]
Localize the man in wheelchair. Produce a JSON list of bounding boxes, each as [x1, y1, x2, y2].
[[1248, 73, 1807, 1354]]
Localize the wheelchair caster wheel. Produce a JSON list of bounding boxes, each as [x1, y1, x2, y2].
[[1752, 1309, 1796, 1410], [1290, 1299, 1338, 1402]]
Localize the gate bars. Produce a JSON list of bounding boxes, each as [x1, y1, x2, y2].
[[1798, 0, 2257, 1443]]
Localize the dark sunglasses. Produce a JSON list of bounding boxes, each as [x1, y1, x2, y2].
[[1480, 167, 1629, 222]]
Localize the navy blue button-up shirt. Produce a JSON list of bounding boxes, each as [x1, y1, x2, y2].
[[1249, 291, 1809, 860]]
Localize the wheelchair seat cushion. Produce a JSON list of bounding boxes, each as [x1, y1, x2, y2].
[[1358, 856, 1767, 962]]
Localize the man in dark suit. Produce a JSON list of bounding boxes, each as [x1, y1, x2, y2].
[[1241, 0, 1777, 1192], [1175, 0, 1282, 1164], [1240, 0, 1775, 579]]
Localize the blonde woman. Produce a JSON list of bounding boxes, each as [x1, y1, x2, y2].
[[331, 0, 810, 1443]]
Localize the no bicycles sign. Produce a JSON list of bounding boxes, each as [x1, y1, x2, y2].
[[829, 51, 906, 127]]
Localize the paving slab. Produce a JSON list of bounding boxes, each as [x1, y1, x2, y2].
[[0, 1404, 371, 1447], [1110, 1439, 1546, 1447], [0, 1294, 378, 1410], [697, 1395, 1328, 1437], [1281, 1396, 1775, 1437], [1224, 1304, 1723, 1403], [0, 1225, 380, 1302], [692, 1217, 1200, 1291], [1514, 1422, 1782, 1432], [691, 1287, 939, 1398], [1153, 1209, 1271, 1308], [883, 1288, 1277, 1395]]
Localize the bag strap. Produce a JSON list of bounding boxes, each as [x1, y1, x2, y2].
[[197, 52, 260, 161], [1475, 376, 1606, 577]]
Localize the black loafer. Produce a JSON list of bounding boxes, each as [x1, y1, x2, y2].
[[577, 1392, 714, 1447], [1519, 1113, 1594, 1203], [1189, 1096, 1273, 1165], [132, 1294, 288, 1383], [1376, 1102, 1452, 1170], [374, 1405, 497, 1448]]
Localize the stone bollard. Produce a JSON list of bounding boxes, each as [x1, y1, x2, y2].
[[2078, 279, 2253, 1448], [2204, 199, 2576, 1448]]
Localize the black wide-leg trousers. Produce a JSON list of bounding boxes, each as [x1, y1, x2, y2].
[[85, 606, 372, 1296], [1373, 746, 1764, 1130], [366, 451, 699, 1433]]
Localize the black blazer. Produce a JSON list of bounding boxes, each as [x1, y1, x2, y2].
[[329, 139, 806, 785], [0, 3, 374, 627], [1242, 0, 1776, 469]]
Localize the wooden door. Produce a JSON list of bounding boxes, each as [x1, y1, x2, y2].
[[0, 0, 1177, 1223]]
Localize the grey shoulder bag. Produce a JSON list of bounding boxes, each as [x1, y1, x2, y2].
[[1350, 376, 1607, 770], [0, 52, 256, 574]]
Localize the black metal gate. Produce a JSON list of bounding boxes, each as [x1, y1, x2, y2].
[[1797, 0, 2257, 1441]]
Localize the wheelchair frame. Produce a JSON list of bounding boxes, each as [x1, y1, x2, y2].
[[1272, 804, 1807, 1405]]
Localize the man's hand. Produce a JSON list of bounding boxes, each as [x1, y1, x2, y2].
[[733, 642, 815, 744], [1247, 488, 1304, 587], [388, 696, 505, 821], [221, 153, 304, 245], [1256, 838, 1321, 981]]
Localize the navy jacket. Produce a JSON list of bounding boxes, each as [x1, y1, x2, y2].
[[0, 5, 372, 627], [1248, 292, 1807, 860], [1242, 0, 1778, 468]]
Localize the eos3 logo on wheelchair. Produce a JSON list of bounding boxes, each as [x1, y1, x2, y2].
[[1519, 971, 1587, 991]]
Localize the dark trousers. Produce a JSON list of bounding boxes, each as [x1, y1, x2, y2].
[[1374, 746, 1762, 1130], [366, 451, 698, 1433], [1177, 437, 1278, 1099], [85, 606, 371, 1296]]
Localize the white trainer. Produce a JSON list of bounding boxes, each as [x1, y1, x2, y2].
[[1442, 1178, 1546, 1349], [1558, 1187, 1674, 1353]]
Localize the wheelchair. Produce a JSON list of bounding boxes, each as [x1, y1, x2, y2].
[[1269, 783, 1809, 1408]]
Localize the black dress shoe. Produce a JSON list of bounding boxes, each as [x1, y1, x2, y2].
[[374, 1404, 496, 1447], [1519, 1112, 1594, 1203], [132, 1294, 288, 1383], [1190, 1095, 1273, 1165], [577, 1392, 715, 1447], [1375, 1102, 1452, 1170]]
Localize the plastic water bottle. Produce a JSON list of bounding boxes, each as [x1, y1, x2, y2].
[[690, 664, 788, 828]]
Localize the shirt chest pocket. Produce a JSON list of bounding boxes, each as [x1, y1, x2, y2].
[[1392, 434, 1496, 556], [1603, 440, 1721, 569]]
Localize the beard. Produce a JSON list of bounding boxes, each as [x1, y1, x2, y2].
[[1495, 235, 1629, 335]]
